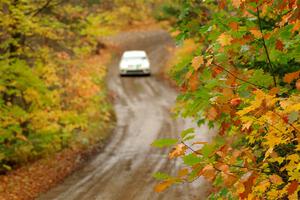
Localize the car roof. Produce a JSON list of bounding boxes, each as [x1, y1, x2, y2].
[[122, 50, 147, 58]]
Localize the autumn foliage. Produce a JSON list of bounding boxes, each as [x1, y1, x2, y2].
[[0, 0, 118, 173], [154, 0, 300, 199]]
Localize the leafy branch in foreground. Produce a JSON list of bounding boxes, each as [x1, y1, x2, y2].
[[154, 0, 300, 199]]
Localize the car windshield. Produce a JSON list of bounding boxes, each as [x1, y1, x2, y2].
[[123, 56, 147, 60]]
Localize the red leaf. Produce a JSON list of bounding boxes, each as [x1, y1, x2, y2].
[[287, 180, 298, 195], [218, 0, 226, 9], [230, 98, 242, 107], [275, 40, 284, 51]]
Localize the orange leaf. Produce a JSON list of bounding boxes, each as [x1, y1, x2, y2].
[[269, 87, 280, 95], [217, 33, 233, 46], [188, 72, 199, 91], [154, 180, 174, 192], [287, 180, 298, 195], [263, 33, 271, 39], [200, 165, 216, 182], [239, 171, 257, 199], [269, 174, 283, 185], [249, 28, 262, 39], [232, 0, 241, 8], [292, 20, 300, 33], [215, 163, 229, 173], [169, 143, 187, 159], [192, 56, 204, 71], [283, 71, 300, 83], [222, 88, 234, 98], [222, 172, 237, 186], [207, 107, 218, 120], [275, 40, 284, 51], [229, 22, 239, 31], [212, 66, 223, 77], [296, 79, 300, 90]]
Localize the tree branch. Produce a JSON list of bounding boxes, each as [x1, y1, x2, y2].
[[256, 5, 277, 87], [32, 0, 53, 17], [30, 0, 64, 17], [271, 111, 300, 134], [212, 62, 268, 89]]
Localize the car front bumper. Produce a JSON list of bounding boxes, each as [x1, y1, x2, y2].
[[120, 69, 150, 75]]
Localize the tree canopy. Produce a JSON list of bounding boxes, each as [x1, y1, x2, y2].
[[154, 0, 300, 199]]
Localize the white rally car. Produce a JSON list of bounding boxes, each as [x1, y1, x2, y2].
[[119, 50, 151, 76]]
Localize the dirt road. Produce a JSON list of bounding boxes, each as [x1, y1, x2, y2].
[[38, 30, 213, 200]]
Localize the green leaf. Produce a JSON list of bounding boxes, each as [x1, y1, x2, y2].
[[288, 111, 298, 123], [200, 144, 215, 158], [183, 135, 195, 141], [152, 172, 171, 180], [152, 138, 178, 148], [180, 128, 194, 139], [248, 69, 274, 88], [183, 154, 201, 166]]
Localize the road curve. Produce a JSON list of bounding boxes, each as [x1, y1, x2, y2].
[[38, 30, 213, 200]]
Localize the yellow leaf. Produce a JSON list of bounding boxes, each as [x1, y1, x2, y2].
[[264, 147, 274, 161], [169, 143, 187, 159], [154, 180, 174, 192], [178, 168, 189, 177], [255, 179, 270, 193], [235, 181, 245, 194], [217, 33, 233, 46], [206, 57, 213, 66], [192, 56, 204, 71]]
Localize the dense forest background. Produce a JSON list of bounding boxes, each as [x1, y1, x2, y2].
[[0, 0, 167, 173]]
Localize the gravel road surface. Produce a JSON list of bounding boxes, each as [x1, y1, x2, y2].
[[38, 30, 213, 200]]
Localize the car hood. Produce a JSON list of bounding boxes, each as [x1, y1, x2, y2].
[[121, 59, 146, 65]]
